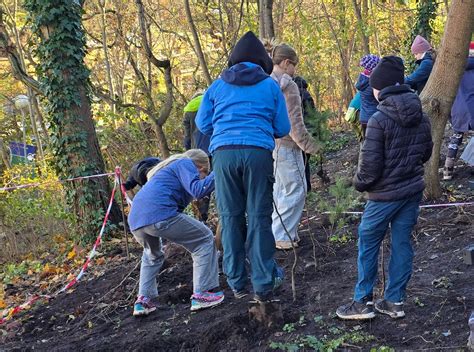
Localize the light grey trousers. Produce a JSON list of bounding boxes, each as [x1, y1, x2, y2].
[[132, 213, 219, 298], [272, 145, 307, 242]]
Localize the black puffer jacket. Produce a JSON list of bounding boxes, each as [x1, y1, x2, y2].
[[353, 85, 433, 201]]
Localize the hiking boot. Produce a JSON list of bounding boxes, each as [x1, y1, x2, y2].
[[133, 295, 157, 317], [336, 298, 375, 320], [443, 167, 454, 180], [276, 240, 298, 250], [190, 291, 224, 311], [233, 289, 249, 299], [375, 299, 405, 319], [253, 267, 285, 302]]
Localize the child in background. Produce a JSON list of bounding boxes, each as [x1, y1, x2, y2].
[[128, 149, 223, 316], [405, 35, 434, 94], [356, 54, 380, 137]]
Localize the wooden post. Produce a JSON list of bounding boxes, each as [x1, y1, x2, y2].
[[116, 167, 130, 260]]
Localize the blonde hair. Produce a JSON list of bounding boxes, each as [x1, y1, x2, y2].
[[263, 39, 299, 65], [146, 149, 210, 180]]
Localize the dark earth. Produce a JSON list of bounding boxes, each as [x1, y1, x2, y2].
[[1, 132, 473, 351]]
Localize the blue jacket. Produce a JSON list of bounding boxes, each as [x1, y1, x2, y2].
[[405, 52, 434, 94], [128, 158, 215, 231], [450, 57, 474, 132], [196, 62, 290, 153], [355, 73, 379, 123]]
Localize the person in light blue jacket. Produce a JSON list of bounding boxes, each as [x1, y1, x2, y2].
[[196, 31, 290, 302], [128, 149, 224, 316]]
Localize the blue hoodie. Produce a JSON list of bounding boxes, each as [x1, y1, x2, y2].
[[128, 158, 215, 231], [196, 62, 290, 153], [355, 73, 379, 123], [405, 51, 434, 94]]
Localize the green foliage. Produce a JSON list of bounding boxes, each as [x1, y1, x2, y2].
[[318, 177, 360, 240], [412, 0, 438, 42], [269, 331, 375, 351], [324, 134, 352, 153], [0, 164, 75, 260], [305, 108, 332, 146]]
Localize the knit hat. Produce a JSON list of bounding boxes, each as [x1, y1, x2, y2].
[[369, 56, 405, 90], [469, 42, 474, 57], [411, 35, 432, 55], [228, 31, 273, 75], [359, 54, 381, 73]]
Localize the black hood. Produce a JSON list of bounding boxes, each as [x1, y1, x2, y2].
[[221, 63, 269, 86], [377, 85, 423, 127], [228, 31, 273, 75]]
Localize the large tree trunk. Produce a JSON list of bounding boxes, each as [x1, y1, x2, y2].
[[258, 0, 275, 40], [24, 0, 121, 237], [420, 0, 474, 199], [183, 0, 213, 85]]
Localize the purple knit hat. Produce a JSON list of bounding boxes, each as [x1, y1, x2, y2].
[[411, 35, 432, 55], [359, 54, 381, 73]]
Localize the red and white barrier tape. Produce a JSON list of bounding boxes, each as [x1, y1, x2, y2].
[[0, 172, 115, 192], [0, 168, 123, 325]]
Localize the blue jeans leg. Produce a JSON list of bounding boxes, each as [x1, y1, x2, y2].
[[385, 193, 421, 302], [353, 201, 389, 302]]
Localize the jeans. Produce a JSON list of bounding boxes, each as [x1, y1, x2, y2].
[[354, 192, 422, 303], [132, 213, 219, 297], [213, 148, 278, 294], [272, 145, 307, 242]]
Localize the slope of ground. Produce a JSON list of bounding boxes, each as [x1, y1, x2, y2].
[[1, 133, 473, 351]]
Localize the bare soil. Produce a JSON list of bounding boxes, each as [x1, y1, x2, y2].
[[2, 133, 473, 351]]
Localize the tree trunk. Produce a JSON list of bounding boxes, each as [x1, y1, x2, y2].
[[259, 0, 275, 39], [351, 0, 370, 54], [99, 0, 116, 114], [24, 0, 121, 237], [420, 0, 474, 199], [0, 137, 11, 168], [183, 0, 213, 85]]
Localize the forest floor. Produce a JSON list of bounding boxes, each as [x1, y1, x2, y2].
[[1, 132, 473, 351]]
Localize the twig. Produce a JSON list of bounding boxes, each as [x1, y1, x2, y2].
[[402, 334, 434, 345], [76, 259, 140, 328]]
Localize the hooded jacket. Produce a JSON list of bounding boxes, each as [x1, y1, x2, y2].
[[271, 71, 320, 155], [123, 157, 161, 190], [183, 95, 210, 153], [353, 85, 433, 201], [196, 32, 290, 153], [450, 57, 474, 132], [405, 51, 434, 94], [355, 73, 379, 123], [128, 158, 215, 231]]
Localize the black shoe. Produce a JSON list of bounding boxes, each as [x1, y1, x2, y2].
[[253, 291, 274, 303], [375, 299, 405, 319], [233, 289, 249, 299], [336, 299, 375, 320]]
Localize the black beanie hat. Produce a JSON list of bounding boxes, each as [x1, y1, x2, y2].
[[369, 56, 405, 90], [228, 31, 273, 75]]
